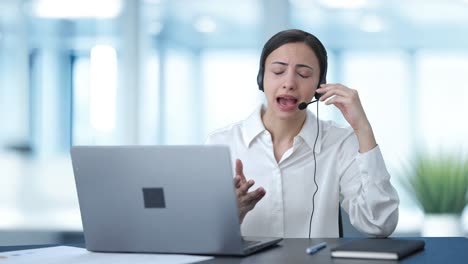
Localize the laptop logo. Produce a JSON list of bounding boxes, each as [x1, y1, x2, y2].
[[142, 188, 166, 208]]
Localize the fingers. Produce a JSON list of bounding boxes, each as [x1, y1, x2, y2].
[[238, 179, 255, 195], [316, 84, 353, 102], [235, 178, 265, 204], [238, 187, 266, 212], [234, 175, 242, 188], [317, 84, 362, 112], [242, 187, 266, 203], [324, 95, 348, 106], [235, 159, 246, 183], [238, 185, 265, 204]]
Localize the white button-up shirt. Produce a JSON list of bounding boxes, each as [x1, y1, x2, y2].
[[206, 105, 399, 238]]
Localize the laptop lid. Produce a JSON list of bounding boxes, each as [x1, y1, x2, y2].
[[71, 145, 249, 255]]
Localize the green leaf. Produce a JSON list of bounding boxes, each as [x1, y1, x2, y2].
[[397, 152, 468, 214]]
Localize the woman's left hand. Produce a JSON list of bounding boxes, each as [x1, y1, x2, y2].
[[316, 83, 369, 130], [316, 83, 377, 152]]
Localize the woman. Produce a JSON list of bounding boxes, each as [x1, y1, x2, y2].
[[206, 29, 399, 238]]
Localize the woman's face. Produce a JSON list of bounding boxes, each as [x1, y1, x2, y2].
[[263, 42, 321, 120]]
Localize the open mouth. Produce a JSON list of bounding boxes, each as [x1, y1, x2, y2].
[[276, 95, 298, 107]]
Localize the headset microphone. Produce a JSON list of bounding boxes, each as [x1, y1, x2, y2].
[[298, 99, 318, 110]]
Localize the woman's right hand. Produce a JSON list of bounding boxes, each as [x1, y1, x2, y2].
[[234, 159, 266, 224]]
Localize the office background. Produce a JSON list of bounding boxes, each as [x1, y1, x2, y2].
[[1, 0, 467, 245]]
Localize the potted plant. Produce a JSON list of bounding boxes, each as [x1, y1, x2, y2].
[[400, 153, 468, 236]]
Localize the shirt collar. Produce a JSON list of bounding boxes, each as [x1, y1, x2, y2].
[[242, 105, 322, 153], [242, 105, 266, 148]]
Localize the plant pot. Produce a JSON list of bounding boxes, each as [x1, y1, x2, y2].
[[422, 213, 464, 237]]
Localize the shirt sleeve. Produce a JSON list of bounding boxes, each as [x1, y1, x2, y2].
[[205, 135, 214, 145], [338, 132, 400, 237], [205, 131, 225, 145]]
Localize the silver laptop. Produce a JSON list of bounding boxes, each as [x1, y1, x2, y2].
[[71, 145, 282, 256]]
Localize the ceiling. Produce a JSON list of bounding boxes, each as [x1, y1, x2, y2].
[[1, 0, 468, 50]]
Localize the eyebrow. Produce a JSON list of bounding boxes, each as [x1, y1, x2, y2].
[[271, 61, 314, 70]]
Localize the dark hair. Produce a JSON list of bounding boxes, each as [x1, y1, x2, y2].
[[257, 29, 328, 92]]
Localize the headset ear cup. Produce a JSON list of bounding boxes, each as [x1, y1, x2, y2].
[[314, 92, 322, 100], [257, 67, 264, 91], [315, 78, 325, 100]]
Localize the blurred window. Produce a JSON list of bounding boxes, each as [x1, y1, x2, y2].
[[341, 52, 412, 170], [416, 52, 468, 151], [201, 50, 262, 139], [72, 45, 118, 145]]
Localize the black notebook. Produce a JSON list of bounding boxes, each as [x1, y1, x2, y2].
[[330, 239, 425, 260]]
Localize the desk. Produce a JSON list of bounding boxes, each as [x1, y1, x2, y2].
[[1, 237, 467, 264]]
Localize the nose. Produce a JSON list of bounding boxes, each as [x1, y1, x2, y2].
[[282, 70, 297, 90]]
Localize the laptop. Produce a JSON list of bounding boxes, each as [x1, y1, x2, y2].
[[71, 145, 282, 256]]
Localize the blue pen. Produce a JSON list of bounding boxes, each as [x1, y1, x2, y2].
[[306, 242, 327, 255]]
